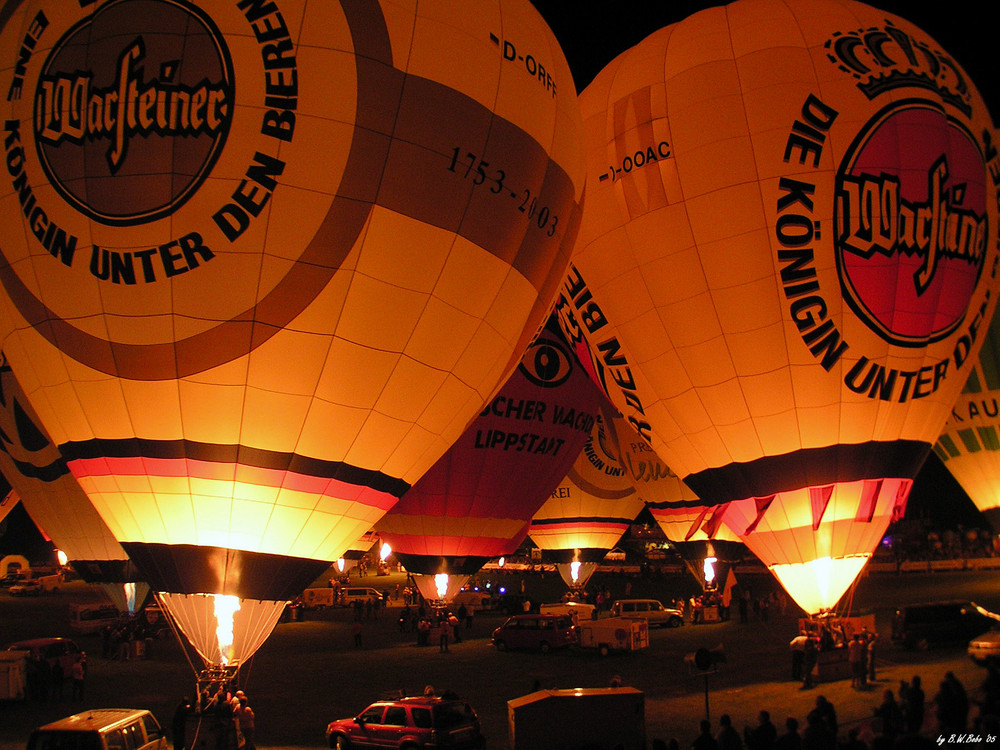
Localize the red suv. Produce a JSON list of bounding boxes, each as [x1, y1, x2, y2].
[[325, 696, 484, 750]]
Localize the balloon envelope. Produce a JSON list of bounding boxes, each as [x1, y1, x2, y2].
[[935, 307, 1000, 531], [0, 0, 584, 663], [529, 405, 645, 587], [376, 315, 604, 583], [561, 0, 999, 613]]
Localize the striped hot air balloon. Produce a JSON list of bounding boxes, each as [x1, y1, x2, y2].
[[0, 0, 584, 669], [558, 0, 999, 614]]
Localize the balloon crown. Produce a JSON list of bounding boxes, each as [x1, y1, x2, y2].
[[825, 21, 973, 117]]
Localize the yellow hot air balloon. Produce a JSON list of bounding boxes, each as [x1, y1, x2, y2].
[[530, 404, 645, 591], [935, 306, 1000, 530], [559, 0, 999, 614], [0, 0, 584, 669]]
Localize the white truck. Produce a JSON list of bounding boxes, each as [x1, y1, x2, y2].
[[577, 616, 649, 655]]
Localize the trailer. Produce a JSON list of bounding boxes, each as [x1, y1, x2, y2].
[[301, 588, 336, 609], [508, 687, 645, 750], [577, 616, 649, 655]]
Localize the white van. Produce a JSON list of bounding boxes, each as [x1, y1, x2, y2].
[[339, 587, 383, 607], [27, 709, 167, 750], [609, 599, 684, 628]]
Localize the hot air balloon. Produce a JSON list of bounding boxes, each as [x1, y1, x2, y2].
[[0, 354, 149, 612], [529, 405, 645, 592], [375, 315, 603, 605], [935, 306, 1000, 530], [558, 0, 999, 615], [0, 0, 584, 673]]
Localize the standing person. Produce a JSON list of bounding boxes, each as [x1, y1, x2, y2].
[[774, 718, 800, 750], [692, 720, 720, 750], [903, 675, 925, 734], [744, 710, 777, 750], [439, 617, 450, 653], [865, 629, 878, 683], [51, 660, 65, 702], [71, 658, 86, 701], [716, 714, 743, 750], [172, 697, 192, 750], [849, 634, 867, 689], [352, 620, 363, 649], [873, 689, 902, 741], [808, 695, 838, 738], [234, 696, 256, 750], [802, 637, 819, 689]]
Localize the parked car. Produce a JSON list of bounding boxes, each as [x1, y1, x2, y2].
[[325, 695, 484, 750], [27, 708, 167, 750], [339, 587, 384, 607], [609, 599, 684, 628], [4, 637, 86, 674], [491, 614, 577, 653], [969, 629, 1000, 667], [892, 601, 995, 650], [8, 579, 41, 597]]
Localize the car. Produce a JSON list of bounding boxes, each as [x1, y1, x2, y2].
[[325, 695, 484, 750], [340, 587, 384, 607], [27, 709, 167, 750], [892, 601, 996, 650], [491, 614, 577, 652], [609, 598, 684, 628], [969, 628, 1000, 667], [8, 579, 41, 596]]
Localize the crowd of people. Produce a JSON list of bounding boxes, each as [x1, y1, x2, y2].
[[171, 681, 257, 750], [641, 667, 1000, 750]]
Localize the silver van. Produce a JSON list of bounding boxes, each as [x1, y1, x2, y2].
[[27, 709, 167, 750], [609, 599, 684, 628]]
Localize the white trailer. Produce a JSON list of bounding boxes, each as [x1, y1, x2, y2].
[[577, 616, 649, 655]]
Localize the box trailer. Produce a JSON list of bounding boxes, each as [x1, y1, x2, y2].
[[577, 617, 649, 655], [508, 687, 645, 750], [301, 588, 336, 609]]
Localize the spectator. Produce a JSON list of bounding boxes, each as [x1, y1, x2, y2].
[[717, 714, 743, 750], [903, 675, 925, 734], [745, 710, 777, 750], [71, 658, 86, 701], [873, 689, 902, 741], [693, 719, 720, 750], [172, 697, 191, 750], [774, 718, 801, 750], [808, 695, 838, 738]]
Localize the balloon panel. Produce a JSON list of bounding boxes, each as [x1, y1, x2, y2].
[[0, 0, 584, 599], [376, 316, 604, 573], [0, 354, 133, 580], [529, 406, 645, 558]]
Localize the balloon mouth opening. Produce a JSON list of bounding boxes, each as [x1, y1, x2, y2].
[[768, 555, 872, 615]]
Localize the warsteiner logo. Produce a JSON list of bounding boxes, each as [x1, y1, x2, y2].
[[835, 101, 989, 347], [33, 0, 233, 226]]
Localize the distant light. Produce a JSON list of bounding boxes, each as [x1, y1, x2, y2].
[[56, 550, 68, 566], [498, 557, 505, 568]]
